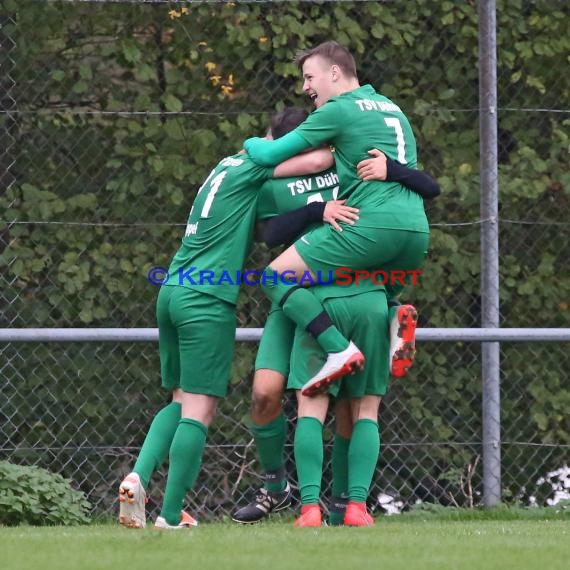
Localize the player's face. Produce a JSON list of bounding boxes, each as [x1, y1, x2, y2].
[[302, 55, 337, 108]]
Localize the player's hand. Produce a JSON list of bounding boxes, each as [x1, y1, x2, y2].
[[357, 149, 388, 181], [323, 200, 359, 232]]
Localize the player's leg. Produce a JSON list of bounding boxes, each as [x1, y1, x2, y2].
[[155, 392, 217, 529], [328, 399, 352, 525], [343, 396, 382, 527], [155, 289, 235, 529], [287, 326, 335, 527], [342, 398, 381, 527], [340, 290, 390, 526], [250, 369, 288, 492], [119, 285, 181, 529], [293, 390, 329, 527], [263, 245, 349, 350], [250, 307, 292, 494], [265, 224, 426, 393], [310, 289, 381, 526], [233, 370, 292, 521], [261, 245, 363, 386], [382, 231, 428, 377], [232, 308, 293, 523], [119, 392, 182, 529]]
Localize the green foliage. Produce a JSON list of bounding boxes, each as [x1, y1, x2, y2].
[[1, 0, 569, 514], [406, 502, 570, 521], [0, 461, 91, 526], [4, 0, 568, 329]]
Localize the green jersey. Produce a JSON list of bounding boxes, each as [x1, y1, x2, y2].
[[256, 166, 385, 299], [256, 167, 339, 220], [166, 154, 273, 304], [294, 84, 428, 233]]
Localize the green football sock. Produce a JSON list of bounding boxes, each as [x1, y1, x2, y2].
[[348, 419, 381, 503], [261, 268, 349, 353], [331, 434, 350, 496], [133, 401, 181, 490], [251, 414, 287, 492], [294, 416, 324, 505], [329, 434, 350, 525], [160, 418, 208, 526]]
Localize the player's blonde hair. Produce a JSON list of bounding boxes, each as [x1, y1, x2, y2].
[[295, 41, 358, 79]]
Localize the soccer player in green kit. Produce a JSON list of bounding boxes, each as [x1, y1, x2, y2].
[[118, 107, 436, 529], [118, 119, 337, 530], [288, 284, 390, 527], [233, 108, 359, 525], [243, 41, 430, 396], [233, 107, 439, 524]]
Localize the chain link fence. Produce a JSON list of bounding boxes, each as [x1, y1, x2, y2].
[[1, 0, 569, 519]]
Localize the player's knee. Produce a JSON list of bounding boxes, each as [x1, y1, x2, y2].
[[251, 389, 282, 423]]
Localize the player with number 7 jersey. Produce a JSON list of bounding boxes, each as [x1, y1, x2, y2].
[[242, 41, 430, 395], [248, 85, 429, 234], [293, 85, 428, 233]]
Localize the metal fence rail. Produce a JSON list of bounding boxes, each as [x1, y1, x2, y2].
[[3, 328, 570, 342], [2, 329, 570, 519], [2, 0, 569, 520]]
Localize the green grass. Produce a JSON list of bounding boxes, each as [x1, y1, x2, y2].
[[1, 512, 569, 570]]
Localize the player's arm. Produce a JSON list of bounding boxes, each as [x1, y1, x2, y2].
[[273, 148, 334, 178], [244, 131, 310, 167], [245, 103, 342, 166], [357, 149, 441, 199], [262, 200, 359, 247]]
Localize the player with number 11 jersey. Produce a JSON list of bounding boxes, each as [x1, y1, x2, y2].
[[166, 155, 273, 304]]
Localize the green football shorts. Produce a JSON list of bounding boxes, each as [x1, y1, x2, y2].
[[255, 303, 295, 377], [287, 289, 390, 399], [294, 219, 429, 298], [157, 285, 236, 397]]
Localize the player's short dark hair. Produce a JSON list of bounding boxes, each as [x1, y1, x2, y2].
[[295, 41, 358, 79], [270, 107, 309, 139]]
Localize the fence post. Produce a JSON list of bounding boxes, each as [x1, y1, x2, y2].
[[479, 0, 501, 507]]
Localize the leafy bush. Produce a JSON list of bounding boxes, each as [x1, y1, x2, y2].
[[0, 461, 91, 526]]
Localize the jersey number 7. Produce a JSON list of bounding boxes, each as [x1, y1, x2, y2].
[[384, 117, 407, 164]]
